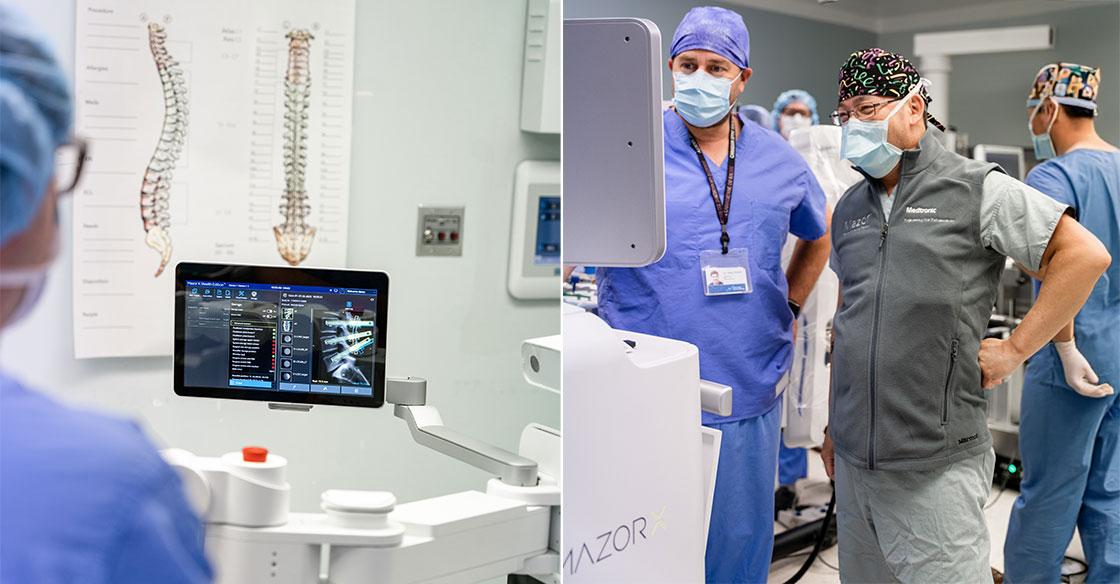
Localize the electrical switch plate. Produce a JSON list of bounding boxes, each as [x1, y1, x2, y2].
[[416, 206, 464, 256]]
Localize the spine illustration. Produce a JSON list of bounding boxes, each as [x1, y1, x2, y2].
[[139, 22, 188, 277], [274, 29, 316, 266]]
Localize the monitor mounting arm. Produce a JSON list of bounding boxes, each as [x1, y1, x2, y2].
[[387, 376, 539, 487]]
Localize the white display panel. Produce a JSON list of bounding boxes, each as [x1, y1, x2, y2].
[[562, 18, 665, 267], [508, 160, 560, 300], [72, 0, 355, 357]]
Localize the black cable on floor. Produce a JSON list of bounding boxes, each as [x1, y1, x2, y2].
[[1060, 555, 1088, 583], [781, 484, 837, 584]]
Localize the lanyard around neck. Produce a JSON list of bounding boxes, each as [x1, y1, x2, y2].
[[688, 109, 737, 254]]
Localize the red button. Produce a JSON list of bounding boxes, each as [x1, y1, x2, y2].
[[437, 232, 446, 241], [242, 446, 269, 463], [449, 231, 459, 242]]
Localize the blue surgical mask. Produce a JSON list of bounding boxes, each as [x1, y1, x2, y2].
[[840, 81, 923, 178], [673, 70, 734, 128], [1028, 98, 1058, 160]]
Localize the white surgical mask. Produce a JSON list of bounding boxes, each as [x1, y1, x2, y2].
[[780, 114, 811, 139]]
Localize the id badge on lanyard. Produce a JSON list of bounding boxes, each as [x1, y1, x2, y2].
[[690, 109, 752, 297], [701, 248, 752, 296]]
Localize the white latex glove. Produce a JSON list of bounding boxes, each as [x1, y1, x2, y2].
[[1055, 339, 1114, 398]]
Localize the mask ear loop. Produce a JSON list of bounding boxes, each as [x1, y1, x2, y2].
[[884, 78, 927, 120], [1028, 64, 1060, 131], [1044, 96, 1059, 132], [1028, 89, 1058, 137], [904, 78, 947, 131]]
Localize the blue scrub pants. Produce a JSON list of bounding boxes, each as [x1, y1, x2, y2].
[[1005, 365, 1120, 583], [778, 435, 808, 487], [704, 401, 782, 584]]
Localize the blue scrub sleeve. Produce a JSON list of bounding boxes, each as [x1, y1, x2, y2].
[[790, 170, 828, 241], [105, 470, 212, 584], [1026, 163, 1077, 217]]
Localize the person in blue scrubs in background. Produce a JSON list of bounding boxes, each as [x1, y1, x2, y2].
[[770, 88, 820, 512], [0, 7, 212, 583], [595, 7, 830, 582], [1005, 62, 1119, 584], [742, 104, 771, 128], [771, 89, 818, 141]]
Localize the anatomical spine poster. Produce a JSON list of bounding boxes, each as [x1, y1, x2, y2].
[[73, 0, 355, 358]]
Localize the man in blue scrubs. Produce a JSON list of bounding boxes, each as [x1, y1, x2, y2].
[[0, 7, 212, 583], [1005, 62, 1119, 584], [595, 7, 830, 582]]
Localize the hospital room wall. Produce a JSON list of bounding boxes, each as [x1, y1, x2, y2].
[[571, 1, 1119, 149], [565, 0, 877, 125], [0, 0, 559, 511], [877, 3, 1120, 149]]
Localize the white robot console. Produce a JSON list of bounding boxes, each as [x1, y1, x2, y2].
[[169, 263, 560, 583], [164, 378, 561, 584]]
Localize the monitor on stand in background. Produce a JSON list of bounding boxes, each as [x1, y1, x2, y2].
[[974, 144, 1026, 181]]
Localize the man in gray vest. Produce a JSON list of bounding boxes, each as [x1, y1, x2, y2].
[[819, 48, 1111, 583]]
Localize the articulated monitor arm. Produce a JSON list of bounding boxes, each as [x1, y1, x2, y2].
[[387, 377, 540, 487]]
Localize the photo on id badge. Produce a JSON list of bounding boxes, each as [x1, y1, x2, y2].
[[701, 248, 752, 296]]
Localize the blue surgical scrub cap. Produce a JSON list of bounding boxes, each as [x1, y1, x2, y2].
[[771, 89, 819, 129], [0, 5, 73, 246], [670, 6, 750, 70]]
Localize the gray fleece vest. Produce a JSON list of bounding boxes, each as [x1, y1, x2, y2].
[[830, 130, 1004, 471]]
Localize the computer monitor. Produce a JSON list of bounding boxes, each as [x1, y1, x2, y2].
[[535, 196, 561, 266], [973, 144, 1026, 181], [174, 263, 389, 408], [508, 160, 561, 300]]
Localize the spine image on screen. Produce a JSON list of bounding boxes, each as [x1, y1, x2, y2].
[[313, 307, 374, 387]]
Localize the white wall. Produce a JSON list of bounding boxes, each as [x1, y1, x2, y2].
[[879, 3, 1120, 148], [1, 0, 560, 512]]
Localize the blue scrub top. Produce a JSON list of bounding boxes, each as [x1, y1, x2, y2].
[[0, 372, 212, 583], [1026, 149, 1120, 385], [598, 109, 828, 423]]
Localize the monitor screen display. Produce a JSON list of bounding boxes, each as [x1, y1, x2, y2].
[[175, 263, 388, 408], [534, 195, 561, 265], [986, 152, 1022, 181]]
